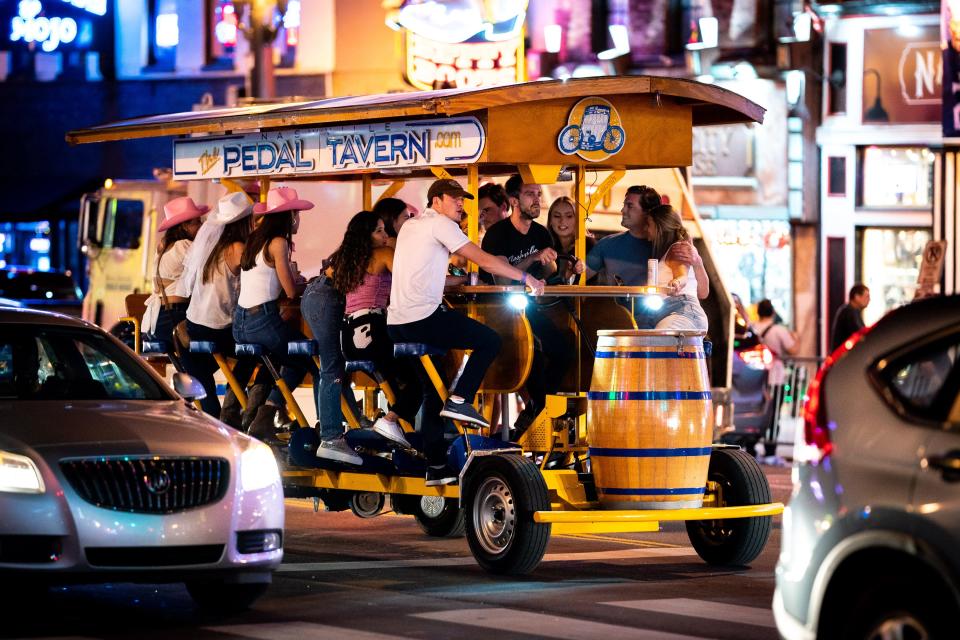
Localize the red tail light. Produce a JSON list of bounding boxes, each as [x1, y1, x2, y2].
[[799, 327, 871, 463]]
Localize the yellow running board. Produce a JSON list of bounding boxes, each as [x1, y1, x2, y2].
[[534, 502, 784, 533]]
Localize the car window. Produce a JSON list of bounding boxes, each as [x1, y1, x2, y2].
[[0, 326, 171, 401], [107, 198, 144, 250], [878, 337, 960, 422]]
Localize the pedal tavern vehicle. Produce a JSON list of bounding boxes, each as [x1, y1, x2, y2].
[[67, 76, 783, 575]]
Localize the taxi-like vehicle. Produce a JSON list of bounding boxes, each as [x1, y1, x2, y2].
[[67, 76, 783, 575]]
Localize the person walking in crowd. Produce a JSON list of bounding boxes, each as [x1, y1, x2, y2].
[[141, 196, 207, 366], [640, 204, 709, 331], [830, 284, 870, 351], [234, 187, 318, 440], [387, 178, 545, 486], [477, 182, 510, 234], [547, 195, 595, 283], [325, 211, 422, 459], [372, 197, 416, 248], [178, 191, 269, 424], [753, 298, 798, 458], [481, 174, 581, 436]]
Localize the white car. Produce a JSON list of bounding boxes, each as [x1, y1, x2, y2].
[[0, 308, 284, 611]]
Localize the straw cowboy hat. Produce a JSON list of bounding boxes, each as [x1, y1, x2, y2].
[[213, 191, 254, 225], [158, 196, 210, 231], [253, 186, 315, 215]]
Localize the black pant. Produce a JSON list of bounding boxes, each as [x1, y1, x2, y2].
[[388, 306, 501, 465], [525, 306, 573, 413], [151, 303, 188, 372], [182, 320, 268, 418], [342, 312, 422, 423]]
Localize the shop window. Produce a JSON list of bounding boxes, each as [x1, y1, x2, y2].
[[858, 146, 934, 208], [205, 0, 299, 71], [146, 0, 178, 71], [856, 227, 932, 325], [827, 156, 846, 197], [827, 43, 846, 115]]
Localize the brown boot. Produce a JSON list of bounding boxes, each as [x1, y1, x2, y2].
[[248, 405, 280, 441], [240, 384, 271, 432], [220, 388, 243, 429]]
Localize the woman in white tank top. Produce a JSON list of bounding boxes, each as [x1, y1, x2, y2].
[[233, 187, 318, 440]]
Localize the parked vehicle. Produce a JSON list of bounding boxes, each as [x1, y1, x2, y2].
[[0, 267, 82, 317], [720, 294, 771, 453], [774, 294, 960, 639], [0, 307, 284, 611]]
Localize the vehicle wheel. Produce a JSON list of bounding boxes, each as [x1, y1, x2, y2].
[[830, 577, 951, 640], [350, 492, 386, 518], [558, 124, 582, 153], [602, 125, 625, 153], [415, 495, 466, 537], [464, 454, 550, 575], [685, 447, 772, 566], [185, 580, 269, 612]]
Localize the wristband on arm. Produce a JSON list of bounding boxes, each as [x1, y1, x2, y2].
[[521, 272, 528, 285]]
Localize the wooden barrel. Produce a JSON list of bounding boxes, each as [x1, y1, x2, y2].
[[587, 330, 712, 510]]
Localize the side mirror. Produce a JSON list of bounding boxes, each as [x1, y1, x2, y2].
[[173, 373, 207, 401]]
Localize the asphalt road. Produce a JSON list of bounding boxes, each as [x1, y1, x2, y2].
[[4, 464, 792, 640]]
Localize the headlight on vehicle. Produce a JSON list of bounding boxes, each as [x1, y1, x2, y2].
[[240, 441, 280, 492], [0, 450, 45, 494]]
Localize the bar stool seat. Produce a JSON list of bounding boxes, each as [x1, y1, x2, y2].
[[235, 343, 265, 356], [189, 340, 217, 354], [287, 340, 319, 356], [345, 360, 378, 377], [393, 343, 447, 358], [142, 340, 169, 354]]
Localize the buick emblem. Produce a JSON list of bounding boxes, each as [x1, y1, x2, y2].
[[144, 468, 171, 495]]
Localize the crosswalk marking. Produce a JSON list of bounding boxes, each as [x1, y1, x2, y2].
[[412, 607, 710, 640], [205, 622, 402, 640], [277, 546, 698, 572], [603, 598, 775, 628]]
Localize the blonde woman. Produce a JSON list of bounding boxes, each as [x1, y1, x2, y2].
[[643, 204, 709, 331]]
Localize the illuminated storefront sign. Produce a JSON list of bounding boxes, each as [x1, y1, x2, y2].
[[5, 0, 103, 53], [173, 117, 485, 180], [863, 25, 940, 124], [389, 0, 527, 90]]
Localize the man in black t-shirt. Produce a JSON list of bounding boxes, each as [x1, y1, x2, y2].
[[480, 174, 573, 437], [830, 283, 870, 351]]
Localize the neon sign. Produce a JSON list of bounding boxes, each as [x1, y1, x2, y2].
[[9, 0, 91, 52]]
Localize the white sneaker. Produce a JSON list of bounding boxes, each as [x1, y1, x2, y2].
[[372, 417, 411, 448], [315, 436, 363, 466]]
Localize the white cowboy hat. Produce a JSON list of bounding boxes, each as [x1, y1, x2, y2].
[[214, 191, 254, 225]]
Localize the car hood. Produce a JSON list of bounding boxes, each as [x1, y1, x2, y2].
[[0, 400, 241, 459]]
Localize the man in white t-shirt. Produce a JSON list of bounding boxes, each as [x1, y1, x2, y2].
[[752, 299, 798, 458], [387, 178, 546, 486]]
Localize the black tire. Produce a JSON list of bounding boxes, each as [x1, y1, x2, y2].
[[464, 454, 551, 575], [830, 576, 951, 640], [390, 494, 465, 537], [185, 580, 269, 612], [686, 447, 772, 566], [350, 492, 386, 518]]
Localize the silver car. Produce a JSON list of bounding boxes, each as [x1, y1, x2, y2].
[[0, 308, 284, 611], [774, 295, 960, 639]]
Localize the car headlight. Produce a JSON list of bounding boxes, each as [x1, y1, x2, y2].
[[240, 440, 281, 492], [0, 450, 45, 494]]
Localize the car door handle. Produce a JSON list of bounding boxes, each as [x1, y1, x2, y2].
[[927, 451, 960, 483]]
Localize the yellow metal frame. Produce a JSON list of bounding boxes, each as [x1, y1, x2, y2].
[[212, 353, 248, 409], [284, 469, 459, 498]]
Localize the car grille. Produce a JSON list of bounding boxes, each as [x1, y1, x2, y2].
[[59, 457, 229, 514]]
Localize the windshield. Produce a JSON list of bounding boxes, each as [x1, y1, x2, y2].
[[0, 325, 173, 401]]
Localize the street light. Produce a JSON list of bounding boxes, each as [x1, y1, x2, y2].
[[232, 0, 288, 99]]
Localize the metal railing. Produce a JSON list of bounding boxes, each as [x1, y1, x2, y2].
[[768, 356, 825, 457]]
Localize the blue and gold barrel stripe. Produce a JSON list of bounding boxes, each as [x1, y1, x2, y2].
[[587, 391, 712, 401], [594, 350, 705, 359]]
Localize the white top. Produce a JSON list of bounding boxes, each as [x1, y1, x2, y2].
[[140, 239, 191, 336], [658, 255, 698, 299], [238, 248, 282, 308], [187, 258, 240, 329], [387, 207, 469, 325], [753, 317, 797, 386]]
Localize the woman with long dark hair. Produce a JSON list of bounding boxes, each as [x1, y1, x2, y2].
[[233, 187, 318, 440], [642, 204, 708, 331], [141, 197, 207, 363], [327, 211, 421, 450], [180, 192, 266, 423], [372, 197, 415, 248]]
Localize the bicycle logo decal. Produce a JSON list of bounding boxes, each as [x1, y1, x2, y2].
[[557, 97, 626, 162]]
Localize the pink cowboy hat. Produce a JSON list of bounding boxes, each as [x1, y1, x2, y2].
[[253, 187, 315, 215], [158, 196, 210, 231]]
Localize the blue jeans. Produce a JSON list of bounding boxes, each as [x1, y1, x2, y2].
[[640, 296, 708, 332], [182, 320, 265, 418], [301, 276, 362, 440], [232, 300, 318, 409]]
